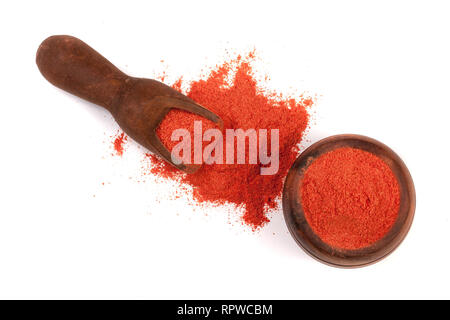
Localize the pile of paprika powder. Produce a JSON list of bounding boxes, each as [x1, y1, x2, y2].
[[147, 53, 312, 229]]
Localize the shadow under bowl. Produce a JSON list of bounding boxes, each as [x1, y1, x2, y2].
[[282, 134, 416, 268]]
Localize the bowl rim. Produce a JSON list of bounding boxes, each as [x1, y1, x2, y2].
[[282, 134, 416, 268]]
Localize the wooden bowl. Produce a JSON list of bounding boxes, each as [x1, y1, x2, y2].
[[282, 134, 415, 268]]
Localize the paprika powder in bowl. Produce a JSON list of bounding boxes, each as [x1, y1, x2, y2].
[[282, 134, 415, 268]]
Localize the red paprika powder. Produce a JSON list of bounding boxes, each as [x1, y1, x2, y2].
[[113, 131, 127, 156], [300, 147, 400, 250], [146, 53, 312, 229]]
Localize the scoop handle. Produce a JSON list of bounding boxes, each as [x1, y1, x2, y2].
[[36, 35, 128, 111]]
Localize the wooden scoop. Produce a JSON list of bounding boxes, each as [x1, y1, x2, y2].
[[36, 35, 223, 173]]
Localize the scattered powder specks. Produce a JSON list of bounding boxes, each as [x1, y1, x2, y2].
[[113, 131, 127, 156]]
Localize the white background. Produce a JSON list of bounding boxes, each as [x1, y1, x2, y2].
[[0, 0, 449, 299]]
